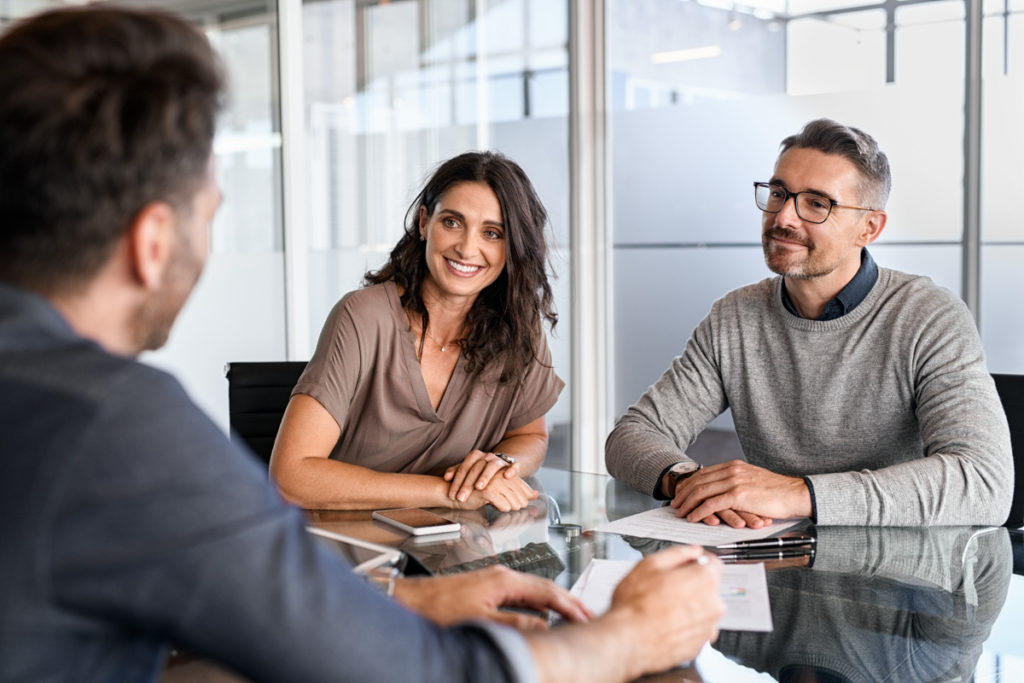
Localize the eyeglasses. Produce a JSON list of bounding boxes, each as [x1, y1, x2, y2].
[[753, 182, 877, 224]]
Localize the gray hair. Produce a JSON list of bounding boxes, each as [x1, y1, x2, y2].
[[780, 118, 891, 209]]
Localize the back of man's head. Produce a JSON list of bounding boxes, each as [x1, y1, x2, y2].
[[780, 118, 891, 210], [0, 6, 224, 295]]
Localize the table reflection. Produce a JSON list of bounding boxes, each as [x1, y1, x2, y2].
[[306, 469, 1017, 682], [708, 527, 1011, 683], [398, 499, 563, 577], [555, 470, 1015, 682]]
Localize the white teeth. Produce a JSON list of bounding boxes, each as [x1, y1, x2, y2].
[[446, 258, 481, 273]]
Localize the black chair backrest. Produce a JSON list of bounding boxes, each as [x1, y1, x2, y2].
[[1011, 530, 1024, 575], [225, 361, 307, 465], [992, 373, 1024, 527]]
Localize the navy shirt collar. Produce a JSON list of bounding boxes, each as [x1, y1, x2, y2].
[[781, 248, 878, 321]]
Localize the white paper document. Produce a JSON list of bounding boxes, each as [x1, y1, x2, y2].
[[571, 558, 773, 632], [593, 506, 804, 546]]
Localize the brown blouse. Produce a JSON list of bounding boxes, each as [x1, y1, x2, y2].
[[293, 281, 564, 475]]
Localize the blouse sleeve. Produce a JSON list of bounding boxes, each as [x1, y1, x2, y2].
[[292, 294, 367, 431], [506, 332, 564, 431]]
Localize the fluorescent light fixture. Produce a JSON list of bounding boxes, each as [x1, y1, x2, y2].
[[650, 45, 722, 64]]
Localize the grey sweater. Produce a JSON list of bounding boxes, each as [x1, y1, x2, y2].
[[605, 267, 1013, 526]]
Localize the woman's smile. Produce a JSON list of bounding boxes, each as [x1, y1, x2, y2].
[[445, 258, 483, 276]]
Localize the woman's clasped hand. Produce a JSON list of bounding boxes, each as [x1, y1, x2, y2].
[[443, 449, 539, 512]]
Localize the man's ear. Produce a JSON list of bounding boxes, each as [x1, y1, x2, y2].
[[127, 201, 176, 290], [858, 210, 887, 246]]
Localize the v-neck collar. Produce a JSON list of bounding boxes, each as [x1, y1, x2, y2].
[[385, 281, 468, 422]]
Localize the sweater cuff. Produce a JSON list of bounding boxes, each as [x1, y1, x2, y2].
[[802, 476, 818, 523], [628, 448, 691, 500], [653, 462, 676, 500]]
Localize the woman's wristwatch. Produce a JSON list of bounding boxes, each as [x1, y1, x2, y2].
[[664, 461, 702, 497], [493, 452, 516, 466]]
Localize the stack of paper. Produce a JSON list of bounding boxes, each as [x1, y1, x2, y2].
[[593, 506, 801, 546]]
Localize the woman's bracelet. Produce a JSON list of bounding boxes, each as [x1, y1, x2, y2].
[[493, 451, 516, 466]]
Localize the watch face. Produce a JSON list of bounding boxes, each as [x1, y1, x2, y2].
[[671, 462, 701, 475]]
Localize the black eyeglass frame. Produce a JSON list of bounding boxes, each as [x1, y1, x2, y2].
[[753, 182, 879, 224]]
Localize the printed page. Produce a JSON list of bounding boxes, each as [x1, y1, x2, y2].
[[571, 558, 773, 632], [593, 506, 804, 546]]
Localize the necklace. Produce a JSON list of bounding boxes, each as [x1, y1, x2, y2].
[[405, 309, 464, 353], [424, 328, 462, 353]]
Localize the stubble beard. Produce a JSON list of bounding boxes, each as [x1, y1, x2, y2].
[[131, 235, 203, 352], [761, 226, 834, 281]]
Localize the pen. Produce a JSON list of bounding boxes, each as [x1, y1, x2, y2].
[[716, 535, 816, 550], [717, 547, 815, 563]]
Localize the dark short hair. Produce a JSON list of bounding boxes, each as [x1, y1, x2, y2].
[[366, 151, 557, 384], [0, 6, 225, 293], [780, 118, 891, 208]]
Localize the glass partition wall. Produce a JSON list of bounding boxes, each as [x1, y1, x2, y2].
[[981, 0, 1024, 373], [0, 0, 574, 460], [606, 0, 1018, 446], [2, 0, 1022, 471], [299, 0, 573, 466], [148, 0, 289, 429]]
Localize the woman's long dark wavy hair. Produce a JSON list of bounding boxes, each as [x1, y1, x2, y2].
[[364, 151, 557, 385]]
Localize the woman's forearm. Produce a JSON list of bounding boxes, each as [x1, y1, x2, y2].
[[273, 457, 454, 510]]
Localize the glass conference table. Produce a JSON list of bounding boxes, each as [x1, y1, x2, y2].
[[306, 467, 1024, 683]]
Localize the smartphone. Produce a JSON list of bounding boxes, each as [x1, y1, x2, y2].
[[372, 508, 462, 536]]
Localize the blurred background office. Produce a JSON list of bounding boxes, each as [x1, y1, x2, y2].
[[2, 0, 1023, 473]]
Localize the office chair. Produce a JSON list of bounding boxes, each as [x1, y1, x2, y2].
[[224, 361, 307, 465], [992, 373, 1024, 528]]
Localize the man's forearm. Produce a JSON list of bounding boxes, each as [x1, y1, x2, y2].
[[605, 417, 686, 497], [807, 454, 1011, 526]]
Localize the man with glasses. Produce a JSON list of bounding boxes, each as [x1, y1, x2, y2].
[[606, 118, 1012, 528]]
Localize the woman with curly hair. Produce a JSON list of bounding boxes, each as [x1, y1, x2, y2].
[[270, 151, 562, 511]]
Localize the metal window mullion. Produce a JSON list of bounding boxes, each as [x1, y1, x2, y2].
[[569, 0, 609, 474], [278, 0, 311, 360], [885, 0, 896, 83], [963, 0, 982, 324]]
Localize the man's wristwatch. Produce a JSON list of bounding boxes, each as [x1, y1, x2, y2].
[[664, 461, 702, 497]]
